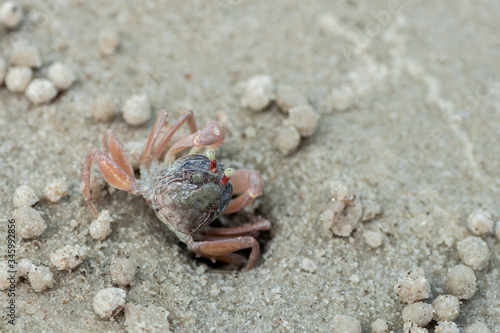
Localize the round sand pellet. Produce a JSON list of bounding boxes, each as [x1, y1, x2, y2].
[[25, 79, 58, 104], [50, 245, 87, 271], [301, 258, 317, 273], [446, 264, 476, 299], [93, 287, 127, 319], [288, 104, 320, 137], [0, 2, 23, 29], [363, 229, 383, 248], [465, 322, 490, 333], [18, 258, 34, 277], [13, 206, 46, 239], [240, 75, 275, 111], [432, 295, 460, 322], [332, 315, 361, 333], [47, 62, 75, 90], [122, 94, 151, 126], [0, 57, 6, 85], [466, 208, 493, 235], [99, 28, 120, 55], [435, 321, 459, 333], [5, 66, 32, 93], [92, 95, 116, 122], [394, 267, 431, 304], [276, 85, 307, 113], [402, 302, 434, 327], [457, 236, 490, 270], [361, 199, 382, 221], [13, 185, 39, 207], [372, 319, 389, 333], [29, 265, 54, 292], [275, 125, 301, 155], [0, 261, 19, 291], [110, 258, 136, 286], [89, 210, 113, 241], [44, 178, 68, 202], [10, 42, 42, 68]]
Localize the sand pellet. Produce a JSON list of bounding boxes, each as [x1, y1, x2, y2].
[[10, 42, 42, 68], [432, 295, 460, 322], [92, 95, 116, 122], [300, 258, 317, 273], [363, 229, 383, 248], [394, 267, 431, 304], [47, 62, 76, 90], [322, 182, 363, 237], [466, 208, 493, 235], [44, 178, 68, 202], [332, 315, 361, 333], [25, 79, 58, 104], [110, 258, 136, 286], [465, 322, 490, 333], [13, 206, 46, 239], [446, 264, 476, 299], [371, 319, 389, 333], [276, 85, 307, 113], [99, 28, 120, 55], [29, 265, 54, 292], [5, 66, 32, 93], [0, 57, 6, 85], [435, 321, 459, 333], [402, 302, 433, 327], [122, 94, 151, 126], [124, 303, 170, 333], [89, 210, 113, 241], [13, 185, 39, 207], [93, 288, 127, 319], [275, 125, 301, 155], [0, 2, 23, 28], [457, 236, 490, 270], [0, 261, 19, 291], [240, 75, 275, 111], [50, 245, 87, 271], [18, 258, 34, 277], [288, 104, 320, 137]]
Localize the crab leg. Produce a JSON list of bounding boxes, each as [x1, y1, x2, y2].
[[140, 110, 169, 173], [82, 149, 140, 216], [153, 109, 197, 162], [200, 217, 271, 238], [102, 129, 135, 178], [222, 170, 263, 214], [164, 121, 225, 163], [187, 236, 261, 270]]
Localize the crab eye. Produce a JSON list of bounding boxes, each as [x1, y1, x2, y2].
[[221, 168, 233, 185], [206, 149, 217, 173]]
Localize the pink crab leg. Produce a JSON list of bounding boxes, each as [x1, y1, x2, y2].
[[102, 129, 135, 178], [164, 121, 225, 163], [201, 217, 271, 238], [222, 169, 263, 214], [140, 110, 169, 173], [82, 148, 140, 216], [188, 236, 261, 270], [153, 109, 197, 162]]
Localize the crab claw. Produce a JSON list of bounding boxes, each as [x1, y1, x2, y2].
[[223, 169, 263, 214]]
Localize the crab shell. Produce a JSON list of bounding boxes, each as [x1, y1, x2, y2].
[[147, 153, 233, 234]]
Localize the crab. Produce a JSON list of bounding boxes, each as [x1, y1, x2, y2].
[[82, 110, 271, 270]]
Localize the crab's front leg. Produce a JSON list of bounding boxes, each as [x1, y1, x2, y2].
[[222, 169, 263, 214], [82, 130, 141, 216], [187, 235, 262, 270]]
